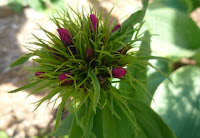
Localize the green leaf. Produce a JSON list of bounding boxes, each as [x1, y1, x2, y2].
[[52, 95, 68, 134], [0, 131, 9, 138], [92, 99, 175, 138], [92, 104, 136, 138], [88, 68, 100, 113], [151, 66, 200, 138], [68, 117, 84, 138], [8, 0, 23, 13], [119, 31, 151, 103], [145, 7, 200, 61], [129, 100, 176, 138], [149, 0, 191, 13], [53, 113, 75, 136], [112, 0, 148, 43], [68, 105, 85, 138], [9, 80, 41, 93], [82, 101, 95, 138], [191, 0, 200, 11], [149, 0, 200, 13], [27, 0, 46, 11], [9, 53, 34, 68], [193, 51, 200, 66], [147, 59, 171, 96], [68, 102, 95, 138]]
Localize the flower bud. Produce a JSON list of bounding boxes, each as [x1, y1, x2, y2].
[[59, 73, 72, 83], [35, 71, 45, 78], [89, 14, 98, 31], [86, 48, 93, 57], [112, 67, 126, 78], [57, 28, 72, 46], [112, 24, 121, 32]]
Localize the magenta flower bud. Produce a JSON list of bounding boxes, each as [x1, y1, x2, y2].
[[112, 24, 121, 32], [35, 71, 45, 78], [59, 73, 72, 83], [86, 48, 93, 57], [57, 28, 72, 46], [112, 67, 127, 78], [89, 14, 98, 31]]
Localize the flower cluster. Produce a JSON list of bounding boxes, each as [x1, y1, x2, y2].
[[10, 7, 146, 134], [35, 14, 126, 85]]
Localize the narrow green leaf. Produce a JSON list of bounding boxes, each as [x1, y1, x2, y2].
[[83, 101, 95, 138], [88, 68, 100, 113], [119, 31, 151, 103], [9, 53, 34, 68], [147, 59, 171, 96], [9, 80, 41, 93], [52, 95, 68, 134]]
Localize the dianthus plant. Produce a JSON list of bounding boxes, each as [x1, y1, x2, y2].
[[9, 1, 176, 138]]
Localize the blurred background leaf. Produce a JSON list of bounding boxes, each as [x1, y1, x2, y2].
[[0, 131, 9, 138], [151, 66, 200, 138], [145, 7, 200, 61], [27, 0, 46, 11], [149, 0, 200, 13], [8, 0, 23, 13], [7, 0, 65, 15]]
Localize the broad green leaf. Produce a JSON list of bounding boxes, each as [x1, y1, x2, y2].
[[69, 117, 84, 138], [145, 7, 200, 61], [147, 59, 171, 96], [129, 100, 176, 138], [53, 113, 75, 136], [151, 66, 200, 138], [112, 0, 148, 43], [9, 53, 34, 68], [92, 100, 176, 138], [122, 0, 148, 36], [88, 68, 100, 113], [68, 104, 86, 138], [149, 0, 192, 13], [119, 31, 151, 103], [92, 104, 136, 138], [149, 0, 200, 13], [68, 101, 95, 138]]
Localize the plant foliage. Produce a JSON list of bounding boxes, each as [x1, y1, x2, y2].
[[9, 0, 176, 137]]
